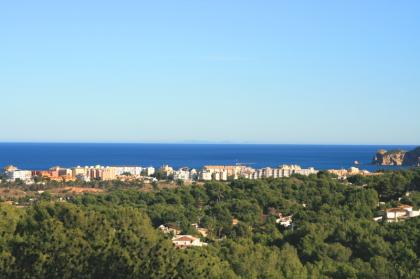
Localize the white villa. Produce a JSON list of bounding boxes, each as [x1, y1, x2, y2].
[[172, 235, 207, 249], [385, 204, 420, 223]]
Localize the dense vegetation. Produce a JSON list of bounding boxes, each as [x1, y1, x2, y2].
[[0, 169, 419, 278]]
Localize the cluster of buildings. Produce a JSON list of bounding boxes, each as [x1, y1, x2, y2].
[[327, 167, 382, 179], [2, 163, 318, 184], [160, 208, 295, 249], [71, 165, 155, 182], [170, 164, 318, 182], [2, 165, 155, 184]]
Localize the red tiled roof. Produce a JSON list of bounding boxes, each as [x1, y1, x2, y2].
[[173, 235, 197, 242]]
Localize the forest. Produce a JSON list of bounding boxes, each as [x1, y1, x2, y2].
[[0, 168, 419, 278]]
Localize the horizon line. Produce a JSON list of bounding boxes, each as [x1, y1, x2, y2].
[[0, 141, 417, 146]]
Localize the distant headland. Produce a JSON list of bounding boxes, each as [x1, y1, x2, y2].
[[372, 146, 420, 166]]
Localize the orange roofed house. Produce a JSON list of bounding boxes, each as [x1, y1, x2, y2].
[[32, 166, 74, 182]]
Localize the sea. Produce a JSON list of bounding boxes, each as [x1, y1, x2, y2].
[[0, 143, 416, 171]]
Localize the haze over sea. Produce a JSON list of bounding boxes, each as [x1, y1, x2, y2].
[[0, 143, 415, 171]]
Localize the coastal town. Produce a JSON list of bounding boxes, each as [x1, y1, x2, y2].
[[2, 163, 320, 184], [3, 162, 418, 252], [2, 162, 385, 185]]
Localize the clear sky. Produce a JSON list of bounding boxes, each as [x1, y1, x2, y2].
[[1, 1, 419, 144]]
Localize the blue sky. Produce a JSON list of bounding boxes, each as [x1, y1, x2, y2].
[[1, 1, 419, 144]]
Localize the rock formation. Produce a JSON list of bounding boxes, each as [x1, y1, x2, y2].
[[372, 147, 420, 166]]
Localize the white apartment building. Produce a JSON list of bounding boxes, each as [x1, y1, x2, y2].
[[5, 169, 33, 182], [173, 168, 191, 181], [114, 166, 143, 176], [146, 167, 155, 176], [160, 165, 174, 176], [200, 170, 213, 181], [239, 165, 317, 180]]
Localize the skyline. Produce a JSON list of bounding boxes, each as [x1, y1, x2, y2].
[[1, 1, 420, 144]]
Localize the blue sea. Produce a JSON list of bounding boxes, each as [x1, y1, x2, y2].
[[0, 143, 416, 171]]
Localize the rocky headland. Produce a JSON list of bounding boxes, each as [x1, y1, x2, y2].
[[372, 147, 420, 166]]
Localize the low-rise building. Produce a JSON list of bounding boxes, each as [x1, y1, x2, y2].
[[385, 204, 420, 222], [33, 166, 74, 181], [200, 170, 213, 181], [146, 167, 155, 176], [4, 167, 33, 183], [276, 215, 293, 227], [327, 167, 381, 179], [159, 224, 181, 236], [160, 165, 174, 177], [172, 235, 207, 249], [173, 168, 191, 181]]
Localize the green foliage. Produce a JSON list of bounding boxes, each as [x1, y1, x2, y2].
[[0, 168, 420, 278]]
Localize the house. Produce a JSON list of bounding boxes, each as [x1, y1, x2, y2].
[[385, 204, 420, 222], [158, 224, 181, 236], [266, 208, 293, 228], [276, 215, 293, 227], [172, 235, 207, 249], [386, 208, 408, 220]]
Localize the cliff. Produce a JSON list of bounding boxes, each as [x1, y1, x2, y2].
[[403, 147, 420, 166], [372, 147, 420, 166]]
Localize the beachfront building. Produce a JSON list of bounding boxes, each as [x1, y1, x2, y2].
[[72, 165, 144, 181], [145, 167, 155, 176], [203, 165, 244, 179], [198, 164, 317, 181], [32, 166, 74, 181], [114, 166, 143, 177], [32, 167, 74, 182], [173, 167, 191, 181], [4, 166, 33, 183], [240, 165, 317, 180], [3, 165, 18, 173], [190, 169, 198, 180], [200, 170, 213, 181], [101, 167, 117, 181], [200, 165, 244, 181], [72, 166, 92, 181], [160, 165, 174, 177]]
